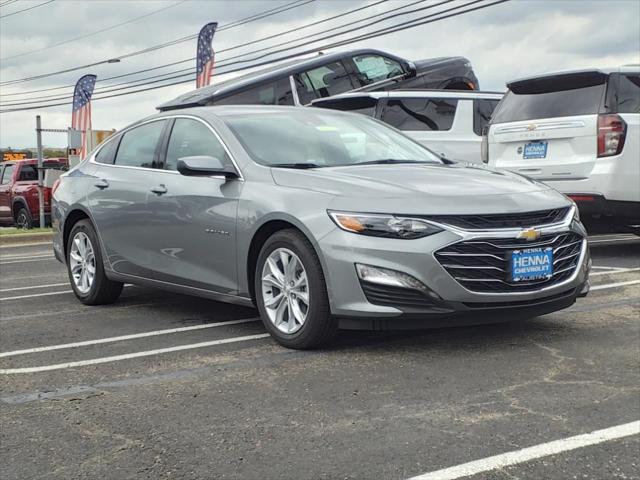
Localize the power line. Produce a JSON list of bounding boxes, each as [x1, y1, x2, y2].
[[0, 0, 511, 113], [0, 0, 54, 19], [0, 0, 21, 8], [0, 0, 404, 102], [0, 0, 314, 85], [0, 0, 190, 61]]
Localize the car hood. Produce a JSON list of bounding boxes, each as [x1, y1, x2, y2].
[[271, 163, 569, 214]]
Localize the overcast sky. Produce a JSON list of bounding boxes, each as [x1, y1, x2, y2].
[[1, 0, 639, 148]]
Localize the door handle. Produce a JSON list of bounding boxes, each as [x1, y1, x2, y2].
[[94, 179, 109, 189], [150, 184, 168, 195]]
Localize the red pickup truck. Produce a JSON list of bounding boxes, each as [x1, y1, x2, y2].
[[0, 158, 67, 228]]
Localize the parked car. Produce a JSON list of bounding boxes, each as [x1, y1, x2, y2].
[[0, 158, 67, 228], [312, 90, 502, 163], [53, 106, 590, 349], [157, 49, 479, 111], [486, 66, 640, 231]]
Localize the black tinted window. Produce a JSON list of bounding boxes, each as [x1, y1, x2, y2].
[[616, 74, 640, 113], [18, 164, 38, 181], [1, 164, 14, 184], [114, 121, 165, 168], [491, 84, 606, 123], [315, 96, 378, 116], [94, 138, 119, 164], [165, 119, 231, 171], [382, 98, 458, 131], [473, 99, 500, 135], [295, 61, 354, 104], [351, 54, 404, 86]]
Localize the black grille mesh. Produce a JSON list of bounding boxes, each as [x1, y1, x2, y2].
[[422, 207, 570, 230], [435, 232, 584, 293]]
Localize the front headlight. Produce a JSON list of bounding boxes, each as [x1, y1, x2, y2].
[[328, 211, 442, 239], [572, 203, 580, 223]]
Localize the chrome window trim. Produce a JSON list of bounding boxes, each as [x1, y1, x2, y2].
[[89, 114, 244, 181], [289, 75, 301, 106], [494, 121, 586, 134]]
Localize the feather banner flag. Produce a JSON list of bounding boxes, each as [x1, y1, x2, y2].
[[71, 74, 97, 158], [196, 22, 217, 88]]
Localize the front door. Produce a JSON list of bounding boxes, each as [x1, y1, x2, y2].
[[0, 164, 15, 224], [145, 117, 241, 294]]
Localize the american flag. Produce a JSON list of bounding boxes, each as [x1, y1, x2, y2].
[[196, 22, 217, 89], [71, 74, 97, 159]]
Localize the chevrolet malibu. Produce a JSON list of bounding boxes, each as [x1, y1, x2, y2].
[[52, 106, 590, 349]]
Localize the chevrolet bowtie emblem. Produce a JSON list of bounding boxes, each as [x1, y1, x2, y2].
[[518, 228, 541, 241], [526, 124, 537, 131]]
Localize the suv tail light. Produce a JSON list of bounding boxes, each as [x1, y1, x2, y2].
[[597, 114, 626, 157], [481, 126, 489, 163], [51, 178, 61, 196]]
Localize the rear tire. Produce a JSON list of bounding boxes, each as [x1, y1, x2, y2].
[[14, 206, 32, 229], [255, 229, 337, 349], [66, 219, 123, 305]]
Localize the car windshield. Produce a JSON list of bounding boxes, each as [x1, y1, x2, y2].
[[223, 109, 442, 168]]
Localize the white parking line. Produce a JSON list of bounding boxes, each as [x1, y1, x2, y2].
[[590, 280, 640, 291], [0, 257, 56, 265], [589, 238, 639, 245], [0, 333, 270, 374], [0, 318, 261, 358], [0, 252, 51, 259], [0, 282, 69, 293], [590, 267, 640, 277], [0, 290, 73, 301], [407, 420, 640, 480]]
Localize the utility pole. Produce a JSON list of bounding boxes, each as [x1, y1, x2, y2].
[[35, 115, 45, 228]]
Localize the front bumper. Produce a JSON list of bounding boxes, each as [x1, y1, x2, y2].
[[318, 217, 590, 319]]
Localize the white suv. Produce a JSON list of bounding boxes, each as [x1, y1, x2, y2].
[[312, 90, 503, 163], [486, 66, 640, 231]]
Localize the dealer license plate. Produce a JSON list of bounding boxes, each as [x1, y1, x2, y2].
[[523, 141, 548, 159], [510, 247, 553, 282]]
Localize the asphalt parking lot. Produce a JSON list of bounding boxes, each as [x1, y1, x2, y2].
[[1, 234, 639, 480]]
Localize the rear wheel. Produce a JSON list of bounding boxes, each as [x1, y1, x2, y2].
[[255, 229, 337, 349], [67, 219, 123, 305], [14, 206, 32, 229]]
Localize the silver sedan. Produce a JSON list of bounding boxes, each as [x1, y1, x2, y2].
[[52, 106, 590, 349]]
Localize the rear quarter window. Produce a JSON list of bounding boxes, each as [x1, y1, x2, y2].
[[381, 98, 458, 131], [615, 74, 640, 114]]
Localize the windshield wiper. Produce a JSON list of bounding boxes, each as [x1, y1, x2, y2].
[[353, 159, 437, 166], [269, 163, 322, 169]]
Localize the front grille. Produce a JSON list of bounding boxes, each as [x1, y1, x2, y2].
[[422, 207, 570, 230], [435, 232, 584, 293], [360, 281, 437, 309]]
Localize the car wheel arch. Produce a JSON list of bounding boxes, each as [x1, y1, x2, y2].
[[245, 218, 330, 306], [62, 207, 101, 259], [11, 197, 29, 217]]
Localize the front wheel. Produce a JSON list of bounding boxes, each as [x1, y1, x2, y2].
[[255, 229, 337, 349], [14, 207, 32, 229], [67, 219, 123, 305]]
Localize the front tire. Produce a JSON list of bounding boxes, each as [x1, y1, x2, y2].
[[255, 229, 337, 349], [67, 219, 123, 305]]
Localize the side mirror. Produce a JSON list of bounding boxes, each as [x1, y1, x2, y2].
[[405, 61, 417, 78], [176, 156, 239, 179]]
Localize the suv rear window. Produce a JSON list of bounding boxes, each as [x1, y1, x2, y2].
[[615, 74, 640, 113], [492, 80, 606, 124]]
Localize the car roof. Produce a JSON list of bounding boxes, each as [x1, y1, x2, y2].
[[157, 48, 409, 111], [312, 89, 503, 103]]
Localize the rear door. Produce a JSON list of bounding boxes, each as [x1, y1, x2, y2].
[[488, 71, 607, 180]]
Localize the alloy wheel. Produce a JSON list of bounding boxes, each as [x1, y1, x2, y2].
[[15, 211, 29, 229], [69, 231, 96, 294], [261, 247, 309, 334]]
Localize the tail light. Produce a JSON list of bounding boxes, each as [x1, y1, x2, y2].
[[597, 114, 626, 157], [51, 178, 61, 196], [481, 126, 489, 164]]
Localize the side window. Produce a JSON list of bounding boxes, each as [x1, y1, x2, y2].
[[616, 74, 640, 113], [214, 83, 278, 106], [114, 121, 165, 168], [351, 54, 404, 87], [164, 119, 231, 171], [1, 164, 14, 184], [18, 164, 38, 181], [382, 98, 458, 131], [294, 61, 354, 104], [94, 137, 119, 164], [473, 99, 500, 135], [275, 77, 294, 105]]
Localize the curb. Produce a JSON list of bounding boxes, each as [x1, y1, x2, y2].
[[0, 232, 53, 248]]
